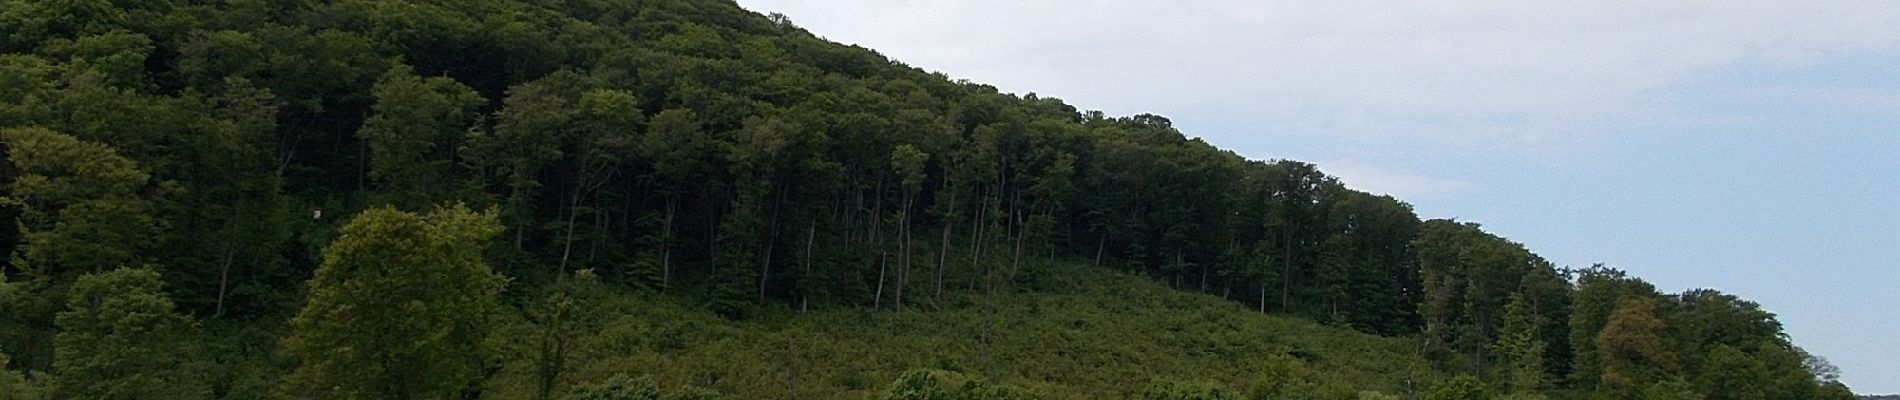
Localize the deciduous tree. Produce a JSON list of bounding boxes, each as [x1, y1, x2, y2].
[[283, 205, 506, 399]]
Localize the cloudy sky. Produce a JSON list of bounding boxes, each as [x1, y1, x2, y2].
[[734, 0, 1900, 393]]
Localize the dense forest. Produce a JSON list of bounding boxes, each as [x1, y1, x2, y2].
[[0, 0, 1863, 399]]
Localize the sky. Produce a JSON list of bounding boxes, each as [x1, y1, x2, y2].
[[732, 0, 1900, 393]]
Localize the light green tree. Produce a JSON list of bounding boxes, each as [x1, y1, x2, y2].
[[1422, 375, 1486, 400], [564, 374, 662, 400], [1141, 379, 1241, 400], [1496, 293, 1548, 394], [531, 269, 610, 400], [282, 204, 506, 399], [53, 268, 207, 400], [1639, 380, 1702, 400], [0, 351, 48, 400], [1598, 297, 1678, 399]]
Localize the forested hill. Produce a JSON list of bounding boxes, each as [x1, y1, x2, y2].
[[0, 0, 1859, 399]]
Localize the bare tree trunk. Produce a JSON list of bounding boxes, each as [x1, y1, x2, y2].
[[1260, 281, 1268, 314], [894, 193, 911, 311], [967, 187, 987, 292], [758, 191, 783, 305], [1094, 235, 1105, 268], [871, 180, 886, 310], [661, 196, 676, 290], [557, 181, 583, 278], [934, 190, 955, 310], [1009, 207, 1026, 279], [589, 203, 604, 263], [801, 222, 815, 312], [213, 197, 245, 317], [873, 252, 887, 311], [1199, 262, 1209, 292], [1281, 226, 1295, 312]]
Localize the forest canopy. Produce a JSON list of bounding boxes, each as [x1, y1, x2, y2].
[[0, 0, 1856, 399]]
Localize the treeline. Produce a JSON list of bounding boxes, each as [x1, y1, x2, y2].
[[0, 0, 1856, 399]]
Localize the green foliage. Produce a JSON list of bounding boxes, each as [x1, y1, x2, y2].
[[52, 268, 207, 399], [0, 126, 156, 278], [561, 373, 728, 400], [1416, 220, 1552, 377], [1142, 379, 1242, 400], [0, 352, 47, 400], [1355, 392, 1401, 400], [1423, 375, 1487, 400], [1497, 293, 1548, 393], [282, 205, 506, 399], [863, 372, 1039, 400], [478, 261, 1419, 399], [360, 63, 487, 210], [565, 374, 663, 400], [1814, 381, 1856, 400], [531, 270, 612, 400], [1597, 297, 1676, 398], [882, 369, 983, 400], [41, 29, 153, 88], [1569, 266, 1659, 389], [1638, 380, 1702, 400], [1247, 356, 1354, 400]]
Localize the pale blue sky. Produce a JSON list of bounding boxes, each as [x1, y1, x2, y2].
[[736, 1, 1900, 393]]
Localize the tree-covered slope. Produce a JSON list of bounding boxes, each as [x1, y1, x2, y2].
[[0, 0, 1859, 399], [478, 260, 1419, 399]]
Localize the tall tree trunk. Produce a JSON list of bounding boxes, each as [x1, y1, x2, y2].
[[1094, 234, 1105, 268], [801, 222, 815, 312], [589, 202, 604, 263], [214, 199, 243, 317], [1260, 281, 1268, 314], [1281, 224, 1295, 312], [934, 186, 956, 310], [557, 178, 584, 278], [1199, 263, 1209, 293], [1009, 207, 1025, 279], [894, 193, 911, 311], [967, 186, 987, 292], [661, 196, 676, 290], [871, 181, 886, 310], [873, 251, 887, 311], [758, 190, 783, 305]]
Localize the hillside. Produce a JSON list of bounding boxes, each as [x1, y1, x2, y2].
[[476, 260, 1419, 399], [0, 0, 1859, 399]]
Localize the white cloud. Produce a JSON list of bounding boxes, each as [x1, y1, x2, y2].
[[737, 1, 1900, 149]]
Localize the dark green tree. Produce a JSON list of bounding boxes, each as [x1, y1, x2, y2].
[[359, 63, 485, 210], [0, 127, 156, 278]]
